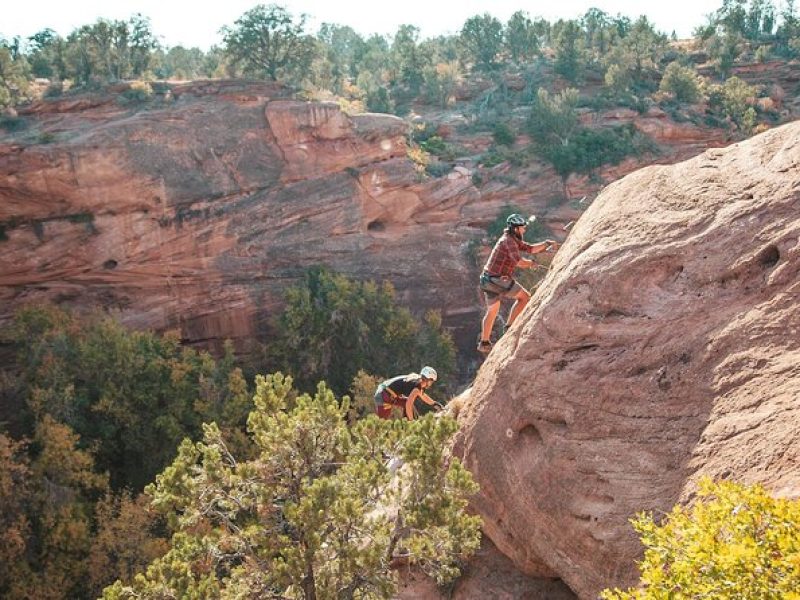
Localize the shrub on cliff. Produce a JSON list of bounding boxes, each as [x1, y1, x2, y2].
[[659, 62, 705, 103], [602, 478, 800, 600], [102, 373, 481, 599], [708, 76, 758, 133], [267, 267, 455, 398]]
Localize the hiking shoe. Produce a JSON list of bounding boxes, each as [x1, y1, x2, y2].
[[477, 340, 492, 354]]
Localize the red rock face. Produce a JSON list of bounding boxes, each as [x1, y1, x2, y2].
[[0, 80, 764, 366], [0, 82, 478, 353], [455, 121, 800, 598], [395, 537, 576, 599]]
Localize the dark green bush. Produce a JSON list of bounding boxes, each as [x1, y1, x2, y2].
[[492, 122, 516, 146], [426, 160, 453, 177], [0, 115, 26, 132], [267, 267, 456, 397], [420, 135, 447, 155], [537, 124, 655, 180]]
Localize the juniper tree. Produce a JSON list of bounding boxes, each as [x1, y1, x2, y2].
[[103, 373, 481, 599]]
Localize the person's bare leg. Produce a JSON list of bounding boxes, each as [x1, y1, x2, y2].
[[507, 290, 531, 327], [480, 299, 501, 342]]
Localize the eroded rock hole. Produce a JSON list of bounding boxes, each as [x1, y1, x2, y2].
[[367, 220, 385, 232], [103, 259, 118, 270], [518, 423, 543, 447], [758, 245, 779, 268]]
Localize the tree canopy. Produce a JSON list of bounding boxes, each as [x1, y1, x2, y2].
[[221, 3, 314, 81], [267, 267, 456, 397], [103, 373, 481, 599]]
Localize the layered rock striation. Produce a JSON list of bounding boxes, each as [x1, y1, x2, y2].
[[0, 80, 755, 364], [0, 82, 483, 352]]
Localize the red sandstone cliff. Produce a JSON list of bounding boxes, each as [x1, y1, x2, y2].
[[3, 81, 799, 598], [455, 120, 800, 598], [0, 80, 744, 364]]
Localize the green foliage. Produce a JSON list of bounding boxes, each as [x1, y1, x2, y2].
[[620, 16, 667, 76], [8, 305, 251, 490], [417, 133, 464, 162], [659, 62, 705, 103], [419, 134, 447, 155], [0, 419, 104, 599], [604, 62, 633, 95], [492, 121, 516, 146], [709, 75, 758, 132], [367, 85, 393, 113], [776, 0, 800, 57], [422, 61, 461, 108], [0, 42, 31, 107], [348, 369, 381, 421], [539, 123, 653, 180], [36, 131, 55, 144], [505, 11, 540, 64], [390, 24, 428, 95], [528, 87, 580, 147], [754, 42, 772, 62], [43, 80, 64, 97], [529, 87, 654, 183], [315, 23, 366, 92], [0, 113, 27, 132], [552, 19, 585, 82], [118, 80, 153, 104], [267, 267, 456, 397], [602, 478, 800, 600], [582, 8, 620, 63], [63, 15, 157, 86], [86, 491, 169, 598], [153, 45, 209, 80], [460, 13, 504, 71], [221, 4, 314, 82], [425, 160, 454, 178], [27, 28, 67, 80], [479, 145, 527, 168], [104, 374, 482, 599], [703, 0, 777, 42], [0, 418, 167, 600]]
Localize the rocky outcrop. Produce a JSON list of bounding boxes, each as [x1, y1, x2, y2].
[[396, 538, 576, 600], [0, 82, 485, 354], [0, 79, 784, 368], [455, 121, 800, 598]]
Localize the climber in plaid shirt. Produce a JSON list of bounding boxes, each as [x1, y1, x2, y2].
[[477, 213, 558, 354]]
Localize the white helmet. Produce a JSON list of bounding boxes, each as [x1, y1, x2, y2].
[[420, 366, 438, 381]]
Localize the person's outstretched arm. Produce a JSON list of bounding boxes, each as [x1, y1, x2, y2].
[[405, 388, 437, 419]]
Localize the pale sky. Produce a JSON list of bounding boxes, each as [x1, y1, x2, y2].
[[4, 0, 727, 49]]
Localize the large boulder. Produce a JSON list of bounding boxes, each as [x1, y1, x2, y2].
[[455, 121, 800, 598]]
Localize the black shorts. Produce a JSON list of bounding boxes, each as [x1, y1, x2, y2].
[[479, 273, 524, 301]]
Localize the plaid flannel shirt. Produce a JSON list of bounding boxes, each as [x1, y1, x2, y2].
[[483, 232, 536, 278]]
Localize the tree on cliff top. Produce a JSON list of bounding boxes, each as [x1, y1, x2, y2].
[[221, 4, 314, 82], [102, 373, 481, 599], [459, 13, 504, 71]]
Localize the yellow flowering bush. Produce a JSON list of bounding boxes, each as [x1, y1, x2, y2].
[[603, 478, 800, 600]]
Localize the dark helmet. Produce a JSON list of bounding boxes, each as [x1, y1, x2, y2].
[[506, 213, 527, 227]]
